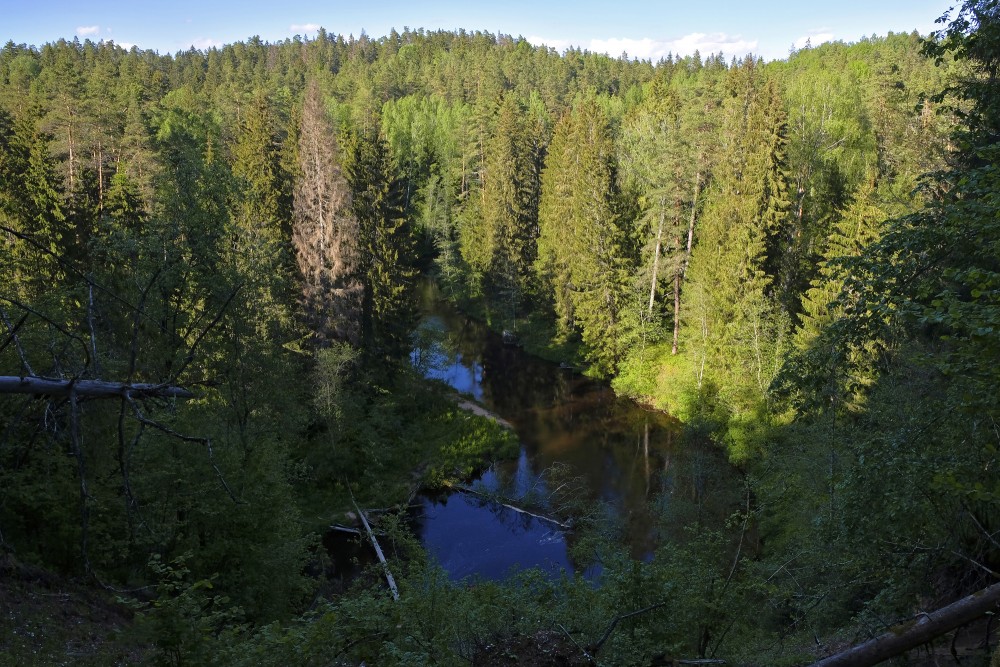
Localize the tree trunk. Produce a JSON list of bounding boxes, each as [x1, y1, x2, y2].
[[353, 500, 400, 601], [0, 376, 194, 400], [673, 172, 700, 355], [648, 200, 666, 318], [811, 582, 1000, 667], [683, 172, 700, 280], [672, 272, 681, 355]]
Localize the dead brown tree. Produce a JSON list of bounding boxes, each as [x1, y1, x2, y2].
[[292, 80, 362, 344]]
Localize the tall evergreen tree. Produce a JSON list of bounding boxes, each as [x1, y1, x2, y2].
[[537, 96, 634, 374], [469, 93, 544, 326], [292, 80, 361, 344], [343, 123, 416, 360], [229, 89, 292, 332], [679, 57, 791, 438]]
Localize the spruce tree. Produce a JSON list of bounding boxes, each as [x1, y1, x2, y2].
[[291, 80, 362, 344], [679, 57, 791, 432], [343, 123, 416, 360], [476, 93, 543, 327], [537, 96, 635, 374]]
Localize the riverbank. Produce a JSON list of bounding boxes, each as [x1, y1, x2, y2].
[[295, 371, 519, 536], [453, 394, 515, 429]]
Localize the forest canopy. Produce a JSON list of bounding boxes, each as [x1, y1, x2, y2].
[[2, 2, 1000, 664]]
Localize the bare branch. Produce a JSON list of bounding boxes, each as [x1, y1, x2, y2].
[[949, 549, 999, 579], [117, 396, 153, 539], [963, 504, 1000, 551], [125, 396, 242, 504], [556, 623, 597, 665], [0, 308, 34, 376], [0, 223, 176, 342], [128, 269, 162, 382], [0, 297, 90, 370], [589, 602, 669, 655], [86, 283, 100, 376], [68, 389, 93, 576], [722, 475, 752, 593], [166, 284, 242, 386], [351, 490, 399, 601]]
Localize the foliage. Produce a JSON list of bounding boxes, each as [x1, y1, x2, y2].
[[0, 14, 990, 666]]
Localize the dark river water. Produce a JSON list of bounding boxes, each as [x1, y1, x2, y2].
[[409, 282, 734, 581]]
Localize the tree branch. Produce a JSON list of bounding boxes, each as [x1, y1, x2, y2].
[[125, 396, 242, 504], [86, 283, 101, 376], [0, 376, 194, 400], [589, 602, 669, 655], [0, 308, 34, 376], [0, 297, 90, 371], [351, 492, 399, 601], [166, 284, 241, 386], [68, 388, 92, 576], [557, 623, 598, 665]]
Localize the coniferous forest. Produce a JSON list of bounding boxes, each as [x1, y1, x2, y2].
[[2, 2, 1000, 664]]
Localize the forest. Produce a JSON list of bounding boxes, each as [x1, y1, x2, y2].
[[1, 0, 999, 664]]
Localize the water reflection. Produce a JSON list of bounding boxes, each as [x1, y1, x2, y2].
[[412, 282, 708, 580], [415, 489, 572, 580]]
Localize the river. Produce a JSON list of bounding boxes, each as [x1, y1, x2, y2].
[[409, 281, 737, 581]]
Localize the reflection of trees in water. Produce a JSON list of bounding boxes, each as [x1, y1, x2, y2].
[[410, 315, 448, 374], [478, 340, 575, 422], [414, 279, 742, 568], [464, 494, 559, 536], [653, 440, 742, 544]]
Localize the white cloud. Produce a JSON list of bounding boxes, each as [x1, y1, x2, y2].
[[76, 25, 100, 37], [290, 23, 321, 34], [793, 29, 835, 50], [590, 37, 667, 60], [527, 32, 759, 61], [526, 35, 573, 52], [190, 37, 222, 50], [660, 32, 758, 59]]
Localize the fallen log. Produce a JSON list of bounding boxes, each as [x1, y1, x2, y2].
[[810, 581, 1000, 667], [453, 484, 572, 529], [0, 376, 194, 400], [352, 499, 399, 601]]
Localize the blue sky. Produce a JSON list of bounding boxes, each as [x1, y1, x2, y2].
[[3, 1, 956, 62]]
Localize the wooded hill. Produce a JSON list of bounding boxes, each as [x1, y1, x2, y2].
[[2, 1, 999, 663]]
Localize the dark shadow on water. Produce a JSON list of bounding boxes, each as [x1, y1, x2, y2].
[[404, 281, 739, 582]]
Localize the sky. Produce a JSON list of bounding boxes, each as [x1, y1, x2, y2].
[[3, 0, 957, 62]]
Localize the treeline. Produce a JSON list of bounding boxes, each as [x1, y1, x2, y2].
[[2, 4, 1000, 663], [0, 26, 951, 423]]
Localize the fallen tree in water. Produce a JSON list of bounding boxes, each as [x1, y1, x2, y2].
[[450, 483, 572, 529], [352, 497, 400, 601]]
